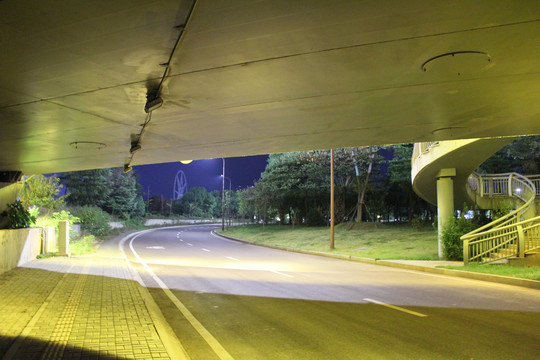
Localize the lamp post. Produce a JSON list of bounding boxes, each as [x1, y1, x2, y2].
[[222, 175, 232, 227]]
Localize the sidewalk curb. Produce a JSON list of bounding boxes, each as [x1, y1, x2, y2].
[[213, 231, 540, 291]]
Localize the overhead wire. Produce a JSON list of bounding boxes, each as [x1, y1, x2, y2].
[[127, 0, 199, 171]]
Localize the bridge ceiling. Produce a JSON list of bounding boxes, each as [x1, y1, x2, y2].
[[1, 0, 540, 174]]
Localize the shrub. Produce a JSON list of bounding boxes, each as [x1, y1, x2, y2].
[[492, 201, 514, 220], [306, 207, 327, 226], [441, 217, 476, 260], [33, 209, 79, 226], [0, 200, 36, 229], [411, 215, 426, 230], [70, 235, 97, 255], [72, 206, 112, 237]]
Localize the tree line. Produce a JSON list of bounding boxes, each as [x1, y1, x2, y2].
[[9, 136, 538, 231], [171, 136, 540, 226], [236, 145, 434, 226]]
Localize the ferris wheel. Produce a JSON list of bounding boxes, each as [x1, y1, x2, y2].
[[173, 170, 188, 199]]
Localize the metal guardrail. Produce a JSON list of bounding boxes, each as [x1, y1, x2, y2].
[[462, 173, 537, 264]]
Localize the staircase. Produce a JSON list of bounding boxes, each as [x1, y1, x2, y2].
[[411, 139, 540, 264], [461, 172, 540, 264]]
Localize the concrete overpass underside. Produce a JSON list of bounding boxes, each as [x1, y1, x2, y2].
[[1, 0, 540, 175]]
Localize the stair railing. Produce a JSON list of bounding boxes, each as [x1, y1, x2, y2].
[[462, 173, 536, 264], [528, 175, 540, 196]]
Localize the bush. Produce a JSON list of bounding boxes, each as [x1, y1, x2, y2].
[[441, 217, 476, 260], [0, 200, 36, 229], [33, 209, 80, 235], [306, 207, 327, 226], [411, 215, 426, 230], [72, 206, 112, 237], [70, 235, 97, 255]]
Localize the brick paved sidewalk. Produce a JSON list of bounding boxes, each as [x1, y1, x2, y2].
[[0, 252, 178, 360]]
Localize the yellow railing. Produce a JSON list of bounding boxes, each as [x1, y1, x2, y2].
[[462, 215, 540, 264], [529, 175, 540, 196], [462, 173, 537, 264]]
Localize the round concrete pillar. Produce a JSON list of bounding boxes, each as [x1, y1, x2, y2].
[[436, 169, 456, 259]]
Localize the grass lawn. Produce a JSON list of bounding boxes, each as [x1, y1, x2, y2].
[[220, 222, 439, 260], [440, 264, 540, 281]]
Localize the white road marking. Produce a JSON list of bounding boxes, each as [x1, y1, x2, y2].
[[226, 256, 240, 261], [126, 231, 236, 360], [270, 270, 293, 278], [146, 246, 165, 249], [187, 243, 193, 246], [178, 239, 183, 242], [363, 298, 428, 318], [202, 248, 211, 252]]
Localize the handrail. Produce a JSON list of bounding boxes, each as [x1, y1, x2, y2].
[[463, 172, 536, 238], [462, 215, 540, 264], [462, 173, 537, 264], [528, 175, 540, 196], [411, 141, 440, 165]]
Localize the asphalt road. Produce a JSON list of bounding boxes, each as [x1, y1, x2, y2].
[[123, 225, 540, 360]]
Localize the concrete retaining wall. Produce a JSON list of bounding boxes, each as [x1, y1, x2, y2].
[[144, 219, 218, 226], [0, 228, 42, 275]]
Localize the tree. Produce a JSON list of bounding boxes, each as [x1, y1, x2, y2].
[[386, 144, 434, 222], [62, 168, 145, 219], [20, 174, 67, 210], [249, 148, 386, 226], [102, 168, 145, 219], [238, 187, 257, 221], [62, 169, 112, 208], [175, 187, 217, 218], [479, 135, 540, 174]]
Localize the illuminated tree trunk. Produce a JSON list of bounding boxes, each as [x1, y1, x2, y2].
[[356, 147, 376, 222]]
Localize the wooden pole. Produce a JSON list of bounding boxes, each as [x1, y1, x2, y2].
[[330, 149, 335, 249], [222, 158, 225, 231]]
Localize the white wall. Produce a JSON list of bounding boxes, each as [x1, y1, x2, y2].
[[0, 228, 42, 275]]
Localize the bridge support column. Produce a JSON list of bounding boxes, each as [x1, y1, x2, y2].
[[437, 168, 456, 259]]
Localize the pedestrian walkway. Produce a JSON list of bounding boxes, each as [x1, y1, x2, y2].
[[0, 241, 175, 360], [0, 231, 536, 359]]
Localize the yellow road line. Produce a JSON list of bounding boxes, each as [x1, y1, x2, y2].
[[363, 298, 428, 317]]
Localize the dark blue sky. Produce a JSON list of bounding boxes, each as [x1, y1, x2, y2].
[[133, 155, 268, 199]]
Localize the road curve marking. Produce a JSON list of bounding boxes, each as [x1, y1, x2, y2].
[[363, 298, 428, 318], [128, 232, 236, 360]]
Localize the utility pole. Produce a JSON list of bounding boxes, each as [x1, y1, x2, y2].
[[222, 158, 225, 231], [330, 149, 335, 249]]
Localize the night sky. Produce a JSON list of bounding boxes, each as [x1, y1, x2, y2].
[[133, 155, 269, 199]]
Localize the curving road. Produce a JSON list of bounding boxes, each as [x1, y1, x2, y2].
[[122, 225, 540, 360]]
